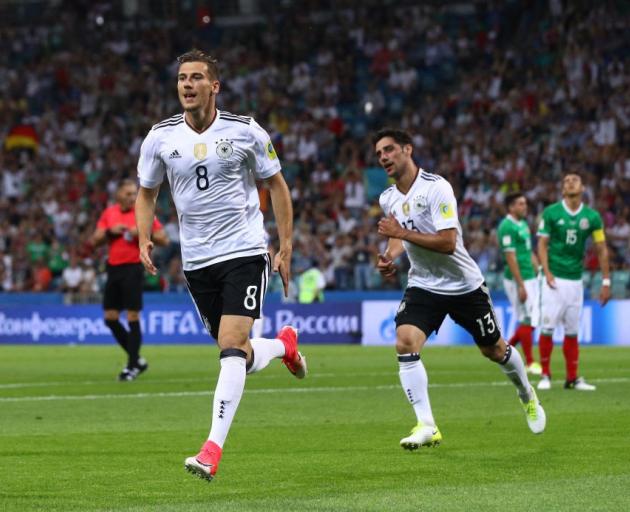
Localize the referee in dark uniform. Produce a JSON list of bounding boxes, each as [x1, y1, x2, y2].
[[91, 179, 169, 381]]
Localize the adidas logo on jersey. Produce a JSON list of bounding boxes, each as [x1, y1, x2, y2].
[[169, 149, 182, 159]]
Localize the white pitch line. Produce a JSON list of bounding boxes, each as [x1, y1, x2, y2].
[[0, 377, 628, 403], [0, 366, 599, 390], [0, 373, 359, 390]]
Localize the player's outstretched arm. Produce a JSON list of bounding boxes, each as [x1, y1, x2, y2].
[[594, 241, 611, 306], [266, 172, 293, 297], [136, 185, 161, 275]]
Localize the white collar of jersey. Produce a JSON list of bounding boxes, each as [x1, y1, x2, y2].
[[561, 199, 584, 216], [507, 214, 521, 224], [396, 167, 421, 195]]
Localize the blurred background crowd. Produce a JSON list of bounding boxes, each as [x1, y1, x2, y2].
[[1, 0, 629, 299]]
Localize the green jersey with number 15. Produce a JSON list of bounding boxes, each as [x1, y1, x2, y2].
[[537, 201, 605, 280]]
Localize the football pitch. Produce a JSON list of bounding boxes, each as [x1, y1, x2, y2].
[[1, 344, 629, 512]]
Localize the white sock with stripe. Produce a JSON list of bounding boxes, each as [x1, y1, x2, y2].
[[208, 353, 246, 448], [398, 353, 436, 427], [498, 345, 533, 403]]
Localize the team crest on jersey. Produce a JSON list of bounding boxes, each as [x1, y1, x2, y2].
[[413, 194, 427, 211], [194, 143, 207, 160], [402, 201, 410, 216], [579, 218, 589, 230], [216, 140, 233, 159]]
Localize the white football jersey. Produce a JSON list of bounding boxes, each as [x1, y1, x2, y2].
[[379, 169, 484, 295], [137, 110, 281, 271]]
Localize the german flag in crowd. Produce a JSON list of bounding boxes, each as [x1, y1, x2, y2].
[[4, 124, 39, 152]]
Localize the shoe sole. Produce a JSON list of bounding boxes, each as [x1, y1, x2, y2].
[[294, 352, 307, 379], [400, 439, 441, 451], [184, 460, 215, 482], [285, 352, 307, 379]]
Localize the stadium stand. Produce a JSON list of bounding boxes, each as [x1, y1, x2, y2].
[[0, 0, 629, 297]]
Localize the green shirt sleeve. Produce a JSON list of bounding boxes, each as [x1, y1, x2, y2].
[[537, 209, 550, 237], [498, 220, 516, 252]]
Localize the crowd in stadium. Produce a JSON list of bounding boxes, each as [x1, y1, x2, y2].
[[1, 0, 629, 297]]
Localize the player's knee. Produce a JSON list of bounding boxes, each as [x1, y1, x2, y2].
[[127, 311, 140, 322], [104, 311, 119, 321], [480, 343, 504, 362], [395, 337, 418, 355], [218, 333, 248, 351]]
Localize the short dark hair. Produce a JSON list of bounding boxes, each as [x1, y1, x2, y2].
[[371, 128, 413, 147], [563, 172, 582, 183], [504, 192, 525, 209], [117, 178, 137, 190], [177, 49, 219, 80]]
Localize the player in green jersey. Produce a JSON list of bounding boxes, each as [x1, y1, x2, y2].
[[497, 193, 542, 375], [536, 173, 611, 391]]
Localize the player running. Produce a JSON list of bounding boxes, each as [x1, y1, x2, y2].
[[135, 49, 306, 482], [374, 128, 545, 450]]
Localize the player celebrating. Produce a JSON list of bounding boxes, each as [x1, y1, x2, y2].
[[536, 173, 610, 391], [135, 49, 307, 482], [374, 128, 545, 449], [497, 193, 542, 375]]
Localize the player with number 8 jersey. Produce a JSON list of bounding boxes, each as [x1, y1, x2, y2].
[[135, 49, 307, 482]]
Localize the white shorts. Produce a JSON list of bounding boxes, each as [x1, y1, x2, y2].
[[503, 277, 540, 326], [540, 277, 583, 334]]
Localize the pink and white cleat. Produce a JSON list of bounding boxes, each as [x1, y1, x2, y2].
[[184, 440, 222, 482], [277, 326, 307, 379]]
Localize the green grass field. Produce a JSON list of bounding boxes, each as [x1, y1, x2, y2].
[[1, 344, 629, 512]]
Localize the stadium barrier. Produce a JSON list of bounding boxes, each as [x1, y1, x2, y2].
[[0, 293, 628, 345]]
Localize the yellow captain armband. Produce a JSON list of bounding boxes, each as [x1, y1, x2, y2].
[[592, 229, 605, 243]]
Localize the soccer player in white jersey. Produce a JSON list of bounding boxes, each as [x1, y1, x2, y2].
[[373, 128, 545, 449], [134, 49, 307, 482]]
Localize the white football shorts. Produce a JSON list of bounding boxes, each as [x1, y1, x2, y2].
[[540, 277, 583, 334], [503, 277, 540, 326]]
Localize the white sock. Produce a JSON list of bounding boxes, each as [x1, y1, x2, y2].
[[251, 316, 264, 339], [208, 356, 246, 448], [398, 353, 435, 427], [498, 345, 533, 403], [247, 337, 286, 374]]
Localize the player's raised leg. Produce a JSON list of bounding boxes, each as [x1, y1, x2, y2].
[[248, 326, 307, 378], [456, 286, 545, 434], [481, 338, 546, 434]]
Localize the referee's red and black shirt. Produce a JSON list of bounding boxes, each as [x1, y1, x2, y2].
[[96, 204, 163, 266]]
